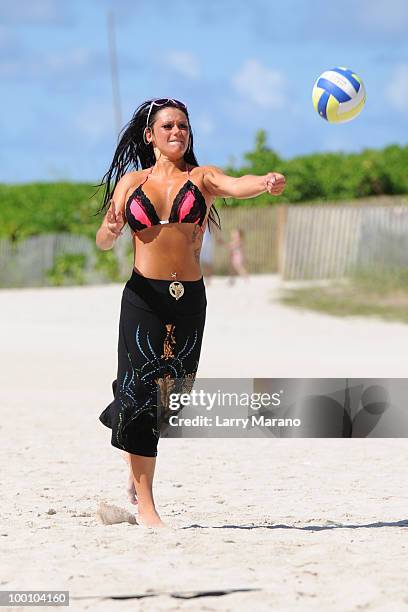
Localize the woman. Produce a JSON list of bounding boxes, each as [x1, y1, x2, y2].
[[228, 227, 248, 284], [96, 98, 286, 527]]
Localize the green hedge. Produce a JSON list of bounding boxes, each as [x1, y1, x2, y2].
[[1, 133, 407, 241], [46, 253, 87, 286], [224, 131, 408, 206], [0, 182, 101, 241]]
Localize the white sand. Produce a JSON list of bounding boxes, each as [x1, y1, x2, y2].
[[1, 275, 407, 611]]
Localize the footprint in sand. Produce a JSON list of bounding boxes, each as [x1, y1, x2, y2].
[[96, 501, 137, 526]]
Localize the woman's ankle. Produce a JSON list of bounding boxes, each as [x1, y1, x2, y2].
[[137, 501, 157, 513]]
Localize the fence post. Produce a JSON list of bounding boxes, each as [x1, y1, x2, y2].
[[276, 205, 288, 276]]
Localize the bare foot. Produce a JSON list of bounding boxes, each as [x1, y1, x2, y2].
[[96, 502, 167, 528], [122, 452, 137, 506], [137, 507, 167, 528], [120, 453, 167, 528]]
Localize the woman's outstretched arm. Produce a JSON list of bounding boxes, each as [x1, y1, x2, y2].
[[202, 165, 286, 199]]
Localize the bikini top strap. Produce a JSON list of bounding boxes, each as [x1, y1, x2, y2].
[[187, 163, 191, 175], [141, 166, 154, 186]]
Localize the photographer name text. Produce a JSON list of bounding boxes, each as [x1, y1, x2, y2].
[[167, 415, 301, 428]]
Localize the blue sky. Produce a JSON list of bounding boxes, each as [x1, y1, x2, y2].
[[1, 0, 408, 183]]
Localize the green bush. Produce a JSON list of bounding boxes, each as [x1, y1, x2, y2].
[[0, 182, 103, 241], [220, 131, 408, 207], [1, 136, 407, 244], [46, 253, 87, 286], [94, 247, 121, 282]]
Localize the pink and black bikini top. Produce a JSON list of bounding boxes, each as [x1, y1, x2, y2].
[[125, 165, 207, 233]]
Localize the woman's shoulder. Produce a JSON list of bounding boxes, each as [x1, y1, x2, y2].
[[191, 164, 212, 173], [114, 170, 150, 207], [122, 168, 149, 182], [190, 164, 223, 181], [193, 165, 228, 185], [120, 168, 151, 191], [195, 164, 224, 173]]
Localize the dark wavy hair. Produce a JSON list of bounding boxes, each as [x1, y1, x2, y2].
[[94, 98, 221, 231]]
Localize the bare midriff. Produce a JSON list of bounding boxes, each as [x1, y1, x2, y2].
[[131, 223, 206, 281]]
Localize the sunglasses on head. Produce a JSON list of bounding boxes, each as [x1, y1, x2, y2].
[[145, 98, 187, 129]]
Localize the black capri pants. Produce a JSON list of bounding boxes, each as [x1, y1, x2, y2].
[[99, 270, 207, 457]]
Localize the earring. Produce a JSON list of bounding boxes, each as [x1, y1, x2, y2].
[[143, 127, 150, 145]]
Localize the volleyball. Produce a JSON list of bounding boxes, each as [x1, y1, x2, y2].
[[312, 67, 366, 123]]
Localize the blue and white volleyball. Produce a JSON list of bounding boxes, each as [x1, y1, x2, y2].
[[312, 67, 366, 123]]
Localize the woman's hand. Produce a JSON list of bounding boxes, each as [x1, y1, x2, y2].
[[106, 200, 124, 237], [264, 172, 286, 196]]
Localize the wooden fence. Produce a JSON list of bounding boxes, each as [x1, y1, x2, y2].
[[278, 204, 408, 280], [1, 200, 408, 287], [0, 234, 96, 287], [0, 207, 280, 287]]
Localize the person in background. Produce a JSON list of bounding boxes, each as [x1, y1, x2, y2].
[[228, 228, 248, 284]]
